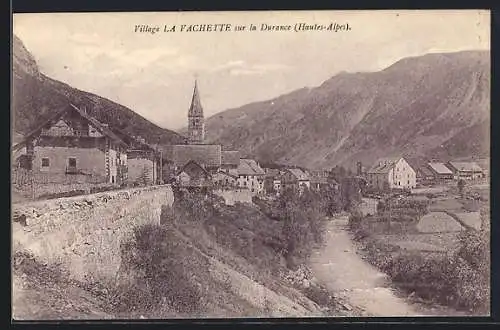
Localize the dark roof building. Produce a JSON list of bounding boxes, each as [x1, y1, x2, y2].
[[221, 150, 240, 167], [170, 144, 222, 170]]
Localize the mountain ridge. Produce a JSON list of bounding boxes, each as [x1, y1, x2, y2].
[[204, 50, 490, 170], [12, 35, 186, 148]]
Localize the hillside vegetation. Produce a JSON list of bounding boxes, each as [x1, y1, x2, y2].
[[205, 51, 490, 169], [12, 35, 185, 147], [13, 186, 364, 319]]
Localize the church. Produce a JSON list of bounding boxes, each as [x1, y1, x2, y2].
[[165, 80, 241, 178]]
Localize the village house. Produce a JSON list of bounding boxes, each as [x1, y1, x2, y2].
[[310, 170, 331, 192], [126, 136, 162, 186], [427, 162, 454, 182], [175, 160, 212, 189], [446, 161, 484, 180], [236, 158, 265, 194], [366, 157, 417, 190], [281, 168, 311, 193], [263, 168, 282, 195], [212, 170, 238, 189], [12, 103, 128, 185]]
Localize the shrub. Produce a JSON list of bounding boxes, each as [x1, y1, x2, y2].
[[115, 224, 204, 314]]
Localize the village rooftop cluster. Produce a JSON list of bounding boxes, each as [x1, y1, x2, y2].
[[12, 80, 487, 201]]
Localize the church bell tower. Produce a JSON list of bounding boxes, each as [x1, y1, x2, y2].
[[187, 79, 205, 144]]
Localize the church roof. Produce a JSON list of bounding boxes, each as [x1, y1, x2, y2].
[[170, 144, 221, 168], [188, 80, 204, 117], [221, 150, 240, 166]]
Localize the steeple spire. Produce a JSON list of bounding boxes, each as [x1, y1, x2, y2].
[[187, 79, 205, 144], [188, 79, 204, 117]]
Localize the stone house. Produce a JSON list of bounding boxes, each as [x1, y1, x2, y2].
[[212, 170, 238, 188], [12, 103, 128, 185], [281, 168, 311, 193], [366, 157, 416, 190], [236, 159, 265, 194], [127, 146, 161, 187], [175, 160, 212, 188], [263, 168, 282, 195], [446, 161, 484, 180]]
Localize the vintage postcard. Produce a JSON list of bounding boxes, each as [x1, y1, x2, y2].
[[11, 10, 490, 319]]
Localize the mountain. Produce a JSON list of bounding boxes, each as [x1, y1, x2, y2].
[[12, 35, 186, 148], [204, 51, 490, 170]]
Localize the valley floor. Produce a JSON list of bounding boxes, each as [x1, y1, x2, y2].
[[309, 215, 468, 317]]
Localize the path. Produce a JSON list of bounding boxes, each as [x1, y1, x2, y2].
[[309, 215, 423, 317]]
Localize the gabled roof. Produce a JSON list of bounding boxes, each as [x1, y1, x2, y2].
[[367, 157, 403, 174], [287, 168, 310, 181], [237, 159, 265, 176], [171, 144, 222, 168], [12, 103, 127, 151], [188, 80, 204, 117], [448, 161, 483, 172], [176, 160, 210, 177], [428, 162, 453, 175], [221, 150, 240, 166], [214, 170, 238, 179]]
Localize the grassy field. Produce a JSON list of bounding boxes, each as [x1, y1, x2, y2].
[[350, 185, 490, 314]]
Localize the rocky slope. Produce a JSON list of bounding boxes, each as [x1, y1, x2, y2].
[[204, 51, 490, 170], [12, 35, 185, 147]]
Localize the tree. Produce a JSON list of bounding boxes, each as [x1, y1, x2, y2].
[[458, 179, 466, 197]]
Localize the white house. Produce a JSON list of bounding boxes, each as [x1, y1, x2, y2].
[[236, 159, 265, 194], [366, 157, 417, 190]]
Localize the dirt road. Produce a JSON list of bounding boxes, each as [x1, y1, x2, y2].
[[309, 215, 425, 317]]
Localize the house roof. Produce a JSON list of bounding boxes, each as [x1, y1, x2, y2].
[[12, 103, 128, 151], [237, 159, 265, 176], [428, 162, 453, 175], [418, 166, 435, 177], [448, 161, 483, 172], [176, 160, 210, 177], [221, 150, 240, 166], [170, 144, 222, 168], [214, 170, 238, 179], [287, 168, 310, 181], [367, 157, 402, 174]]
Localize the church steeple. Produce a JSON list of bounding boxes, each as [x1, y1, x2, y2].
[[188, 79, 205, 144]]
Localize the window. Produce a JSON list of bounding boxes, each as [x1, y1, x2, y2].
[[41, 158, 50, 167], [68, 158, 77, 168]]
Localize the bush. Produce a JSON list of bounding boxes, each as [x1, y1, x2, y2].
[[114, 224, 204, 314]]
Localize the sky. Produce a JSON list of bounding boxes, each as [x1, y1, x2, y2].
[[13, 10, 490, 130]]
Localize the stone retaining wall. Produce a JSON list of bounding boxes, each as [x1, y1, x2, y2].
[[214, 189, 253, 205], [12, 185, 174, 284]]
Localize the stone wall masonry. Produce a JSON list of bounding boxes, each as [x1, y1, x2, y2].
[[12, 185, 174, 284]]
